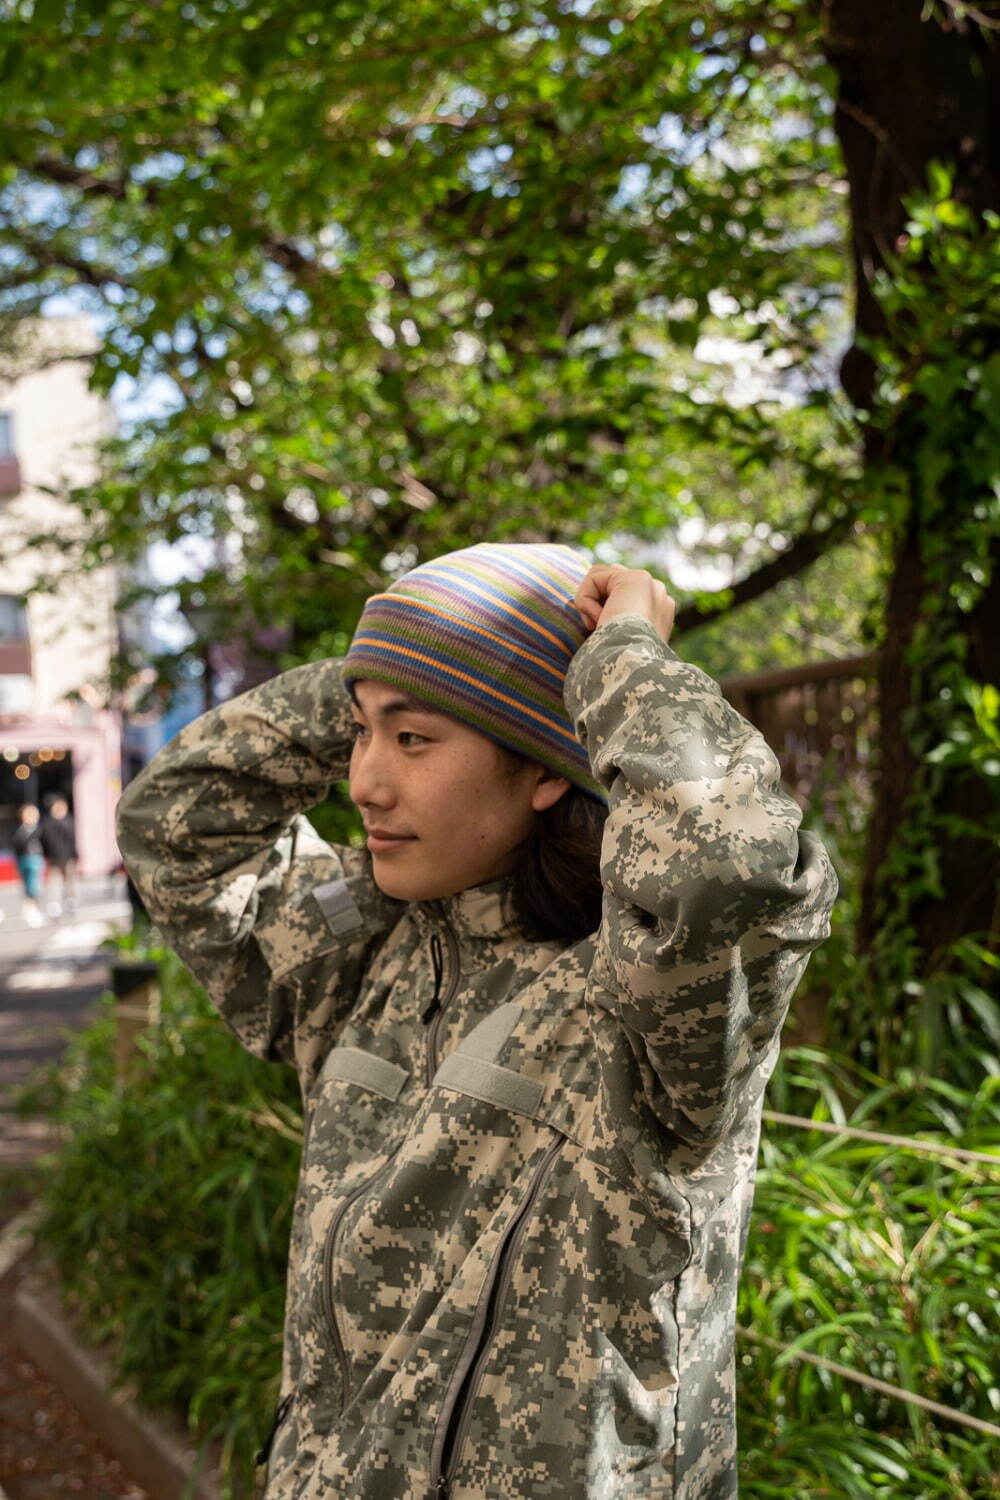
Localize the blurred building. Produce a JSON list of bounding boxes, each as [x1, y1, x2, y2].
[[117, 545, 208, 786], [0, 316, 120, 878], [117, 533, 294, 786]]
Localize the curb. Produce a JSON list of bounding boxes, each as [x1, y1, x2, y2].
[[14, 1276, 222, 1500], [0, 1204, 41, 1281]]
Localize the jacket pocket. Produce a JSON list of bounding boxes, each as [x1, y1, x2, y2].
[[428, 1130, 567, 1498], [322, 1144, 402, 1415], [304, 1042, 410, 1166]]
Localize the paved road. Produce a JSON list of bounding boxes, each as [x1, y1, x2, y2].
[[0, 876, 133, 1171]]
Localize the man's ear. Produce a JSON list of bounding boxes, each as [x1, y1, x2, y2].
[[530, 768, 571, 813]]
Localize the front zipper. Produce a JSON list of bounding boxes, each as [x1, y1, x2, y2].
[[422, 922, 461, 1086], [429, 1131, 567, 1498], [321, 1145, 401, 1414]]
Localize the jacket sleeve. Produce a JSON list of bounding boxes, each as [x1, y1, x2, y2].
[[564, 614, 839, 1149], [115, 658, 404, 1082]]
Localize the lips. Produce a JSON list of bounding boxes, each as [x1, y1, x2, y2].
[[365, 829, 416, 852]]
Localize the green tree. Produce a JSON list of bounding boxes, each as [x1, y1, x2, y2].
[[0, 0, 995, 1055], [0, 0, 857, 662], [820, 0, 1000, 1054]]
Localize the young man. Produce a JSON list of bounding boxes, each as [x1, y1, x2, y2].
[[116, 545, 837, 1499], [40, 795, 78, 916]]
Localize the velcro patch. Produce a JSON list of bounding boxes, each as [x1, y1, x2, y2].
[[320, 1045, 409, 1101], [312, 878, 363, 937], [455, 1002, 522, 1063], [434, 1052, 543, 1119]]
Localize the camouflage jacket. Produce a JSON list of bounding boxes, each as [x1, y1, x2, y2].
[[115, 614, 838, 1500]]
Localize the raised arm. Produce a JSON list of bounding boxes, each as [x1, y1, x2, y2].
[[115, 658, 403, 1084], [565, 582, 838, 1150]]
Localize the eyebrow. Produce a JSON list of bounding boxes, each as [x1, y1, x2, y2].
[[349, 687, 446, 720]]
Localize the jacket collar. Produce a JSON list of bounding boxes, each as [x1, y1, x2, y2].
[[412, 876, 519, 945]]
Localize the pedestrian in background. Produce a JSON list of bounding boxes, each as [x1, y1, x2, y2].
[[12, 803, 46, 927], [40, 794, 78, 916]]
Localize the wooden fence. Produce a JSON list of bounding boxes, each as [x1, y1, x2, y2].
[[720, 652, 881, 809]]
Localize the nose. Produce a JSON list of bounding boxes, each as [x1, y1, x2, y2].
[[348, 736, 396, 811]]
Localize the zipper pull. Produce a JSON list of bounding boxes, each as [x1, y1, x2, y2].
[[254, 1390, 294, 1467], [421, 932, 445, 1024]]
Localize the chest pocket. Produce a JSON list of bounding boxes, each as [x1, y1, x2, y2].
[[303, 1038, 412, 1182], [432, 1002, 544, 1120]]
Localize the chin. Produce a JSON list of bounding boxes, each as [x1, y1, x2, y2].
[[371, 867, 432, 902], [370, 863, 458, 904]]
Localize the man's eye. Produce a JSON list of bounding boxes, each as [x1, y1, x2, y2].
[[349, 723, 425, 747]]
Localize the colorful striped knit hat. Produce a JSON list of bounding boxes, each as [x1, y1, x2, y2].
[[341, 542, 605, 802]]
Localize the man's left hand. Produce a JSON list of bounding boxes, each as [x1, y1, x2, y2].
[[574, 564, 676, 645]]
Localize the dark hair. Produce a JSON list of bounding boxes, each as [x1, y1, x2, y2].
[[495, 747, 608, 946]]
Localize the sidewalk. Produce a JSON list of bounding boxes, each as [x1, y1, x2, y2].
[[0, 869, 129, 934], [0, 874, 132, 1175]]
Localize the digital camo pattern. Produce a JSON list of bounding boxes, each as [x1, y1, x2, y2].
[[116, 613, 838, 1499]]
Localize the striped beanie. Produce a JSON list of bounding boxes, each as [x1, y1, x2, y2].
[[341, 542, 605, 802]]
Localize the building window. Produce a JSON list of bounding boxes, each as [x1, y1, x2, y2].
[[0, 595, 28, 643], [0, 413, 20, 496]]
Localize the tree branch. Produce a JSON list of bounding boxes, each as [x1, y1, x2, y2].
[[4, 231, 132, 290], [673, 509, 858, 633], [29, 153, 131, 200], [22, 152, 324, 288]]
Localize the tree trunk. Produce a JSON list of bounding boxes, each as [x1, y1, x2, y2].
[[856, 524, 1000, 964], [822, 0, 1000, 973]]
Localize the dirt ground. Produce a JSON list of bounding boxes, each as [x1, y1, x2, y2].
[[0, 1216, 149, 1500]]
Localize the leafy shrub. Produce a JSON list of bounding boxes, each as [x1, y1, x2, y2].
[[27, 935, 302, 1499], [740, 1046, 1000, 1498]]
